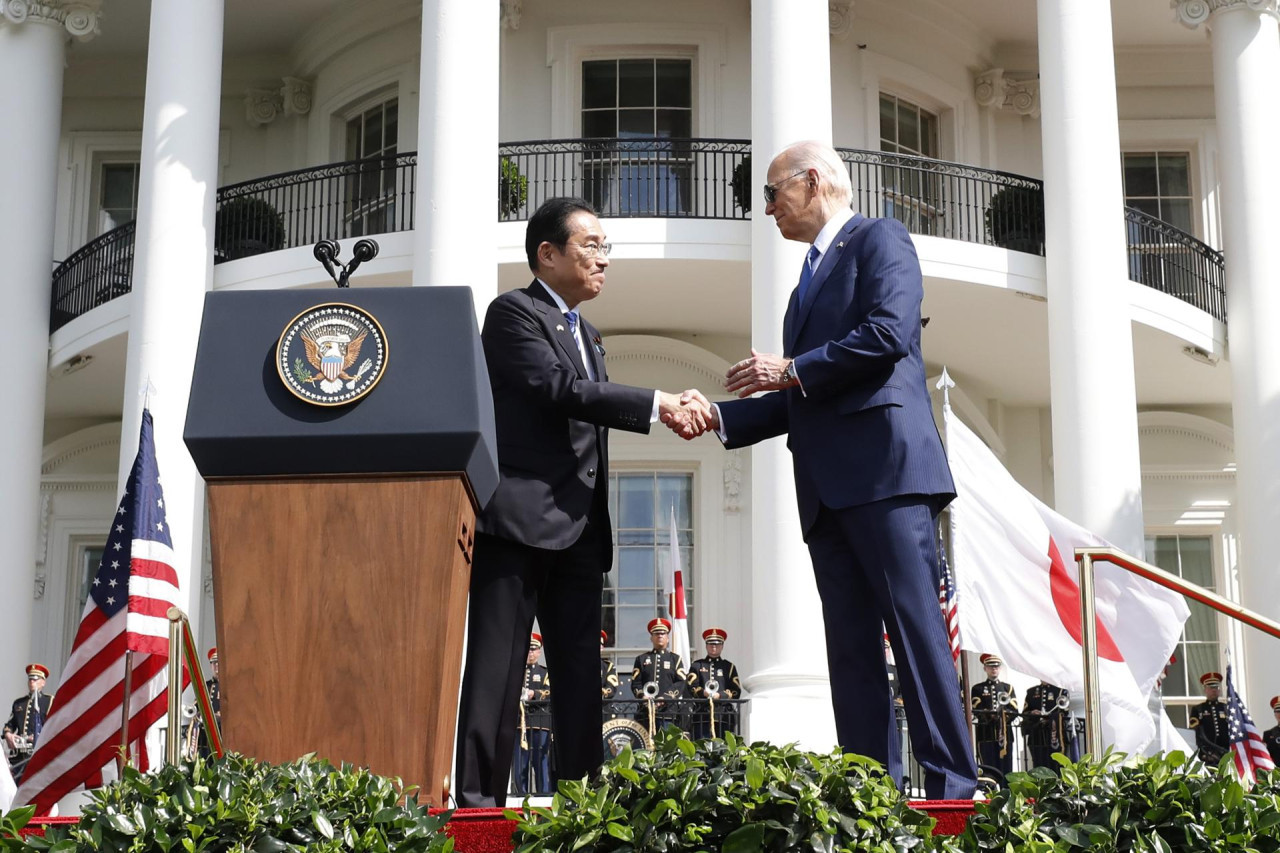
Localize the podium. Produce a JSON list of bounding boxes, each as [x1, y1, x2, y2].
[[184, 287, 497, 804]]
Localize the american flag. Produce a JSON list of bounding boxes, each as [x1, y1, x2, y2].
[[1225, 664, 1275, 786], [937, 524, 961, 663], [16, 410, 185, 813]]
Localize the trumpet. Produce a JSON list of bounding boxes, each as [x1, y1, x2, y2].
[[704, 679, 720, 696], [641, 681, 661, 699], [996, 691, 1012, 707], [1055, 694, 1071, 711], [182, 705, 200, 760]]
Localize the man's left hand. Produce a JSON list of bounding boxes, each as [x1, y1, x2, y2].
[[725, 348, 796, 397]]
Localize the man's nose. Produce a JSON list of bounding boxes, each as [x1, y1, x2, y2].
[[764, 200, 777, 216]]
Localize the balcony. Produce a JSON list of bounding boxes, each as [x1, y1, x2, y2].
[[49, 141, 1226, 332]]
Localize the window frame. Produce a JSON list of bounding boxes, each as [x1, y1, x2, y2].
[[1121, 149, 1197, 238]]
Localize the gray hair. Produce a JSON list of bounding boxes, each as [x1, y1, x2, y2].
[[778, 140, 853, 207]]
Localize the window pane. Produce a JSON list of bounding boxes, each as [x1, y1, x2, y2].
[[1179, 536, 1214, 588], [1123, 153, 1158, 197], [656, 474, 691, 528], [582, 111, 617, 138], [618, 109, 654, 138], [618, 59, 654, 108], [1157, 153, 1190, 196], [383, 103, 398, 151], [102, 165, 136, 210], [618, 475, 655, 530], [583, 60, 616, 109], [1162, 199, 1193, 234], [1130, 198, 1160, 220], [655, 109, 691, 139], [363, 109, 383, 157], [655, 60, 691, 108], [618, 548, 654, 588], [920, 111, 939, 158], [617, 607, 651, 648], [898, 102, 920, 153], [1183, 643, 1218, 688], [879, 95, 896, 147], [1165, 655, 1188, 698]]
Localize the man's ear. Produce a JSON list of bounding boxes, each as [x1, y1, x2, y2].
[[537, 240, 556, 269]]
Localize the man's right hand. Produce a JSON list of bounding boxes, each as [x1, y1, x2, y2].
[[659, 390, 715, 439]]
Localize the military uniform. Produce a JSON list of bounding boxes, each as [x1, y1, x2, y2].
[[971, 654, 1017, 775], [193, 648, 222, 757], [1022, 682, 1077, 770], [513, 634, 552, 795], [631, 618, 688, 733], [1189, 672, 1229, 767], [4, 664, 53, 783], [1264, 697, 1280, 768], [686, 628, 743, 739]]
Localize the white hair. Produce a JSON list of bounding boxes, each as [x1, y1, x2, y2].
[[778, 140, 853, 207]]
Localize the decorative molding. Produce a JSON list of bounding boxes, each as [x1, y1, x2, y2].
[[500, 0, 522, 30], [1136, 410, 1235, 453], [1172, 0, 1279, 29], [280, 77, 313, 117], [722, 451, 743, 513], [829, 0, 855, 39], [0, 0, 102, 40], [245, 88, 283, 127], [36, 491, 53, 572], [974, 69, 1039, 118], [33, 572, 46, 600]]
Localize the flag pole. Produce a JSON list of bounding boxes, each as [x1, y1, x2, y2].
[[118, 650, 134, 773], [1077, 553, 1102, 755], [935, 368, 977, 757]]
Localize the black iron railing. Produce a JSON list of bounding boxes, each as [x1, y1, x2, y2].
[[838, 148, 1046, 254], [1124, 207, 1226, 323], [214, 152, 416, 262], [498, 138, 751, 221], [45, 143, 1228, 332], [49, 221, 136, 332]]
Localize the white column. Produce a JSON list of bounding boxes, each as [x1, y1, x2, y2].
[[745, 0, 837, 750], [1174, 0, 1280, 710], [413, 0, 498, 311], [117, 0, 224, 625], [1036, 0, 1146, 557], [0, 3, 99, 688]]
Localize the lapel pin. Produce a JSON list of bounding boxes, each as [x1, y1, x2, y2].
[[556, 324, 565, 332], [837, 241, 845, 249]]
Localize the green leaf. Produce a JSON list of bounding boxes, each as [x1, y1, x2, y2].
[[723, 823, 765, 853], [605, 822, 634, 841], [746, 757, 765, 790], [313, 810, 335, 840]]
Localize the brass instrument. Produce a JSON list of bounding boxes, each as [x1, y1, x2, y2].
[[181, 704, 200, 760], [641, 681, 660, 699], [704, 679, 720, 696], [996, 691, 1012, 707], [703, 679, 720, 739], [1056, 694, 1071, 711]]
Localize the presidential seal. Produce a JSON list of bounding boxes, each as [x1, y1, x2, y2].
[[277, 303, 387, 406], [601, 718, 652, 757]]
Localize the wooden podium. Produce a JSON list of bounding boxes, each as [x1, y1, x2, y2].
[[184, 288, 497, 805]]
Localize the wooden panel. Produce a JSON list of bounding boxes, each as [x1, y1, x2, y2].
[[207, 476, 473, 804]]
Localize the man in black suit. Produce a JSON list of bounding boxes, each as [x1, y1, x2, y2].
[[454, 197, 708, 807]]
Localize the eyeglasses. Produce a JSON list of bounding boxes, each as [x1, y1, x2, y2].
[[568, 241, 612, 258], [762, 170, 809, 204]]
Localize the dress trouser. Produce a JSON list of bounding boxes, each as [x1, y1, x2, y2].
[[805, 496, 978, 800], [454, 521, 606, 807]]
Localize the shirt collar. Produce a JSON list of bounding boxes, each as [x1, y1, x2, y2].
[[812, 208, 856, 258], [536, 278, 572, 314]]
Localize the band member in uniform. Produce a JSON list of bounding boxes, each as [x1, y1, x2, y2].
[[1190, 671, 1229, 766], [600, 630, 619, 707], [971, 654, 1017, 776], [1022, 681, 1077, 770], [513, 634, 552, 795], [1264, 696, 1280, 768], [192, 647, 222, 757], [3, 664, 52, 783], [630, 618, 687, 733], [687, 628, 744, 739]]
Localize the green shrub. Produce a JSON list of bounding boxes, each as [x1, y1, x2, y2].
[[214, 196, 287, 260], [1, 753, 454, 853], [509, 727, 936, 852], [730, 155, 752, 213], [964, 749, 1280, 852], [984, 185, 1044, 253], [500, 157, 528, 218]]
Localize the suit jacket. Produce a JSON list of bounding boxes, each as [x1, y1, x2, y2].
[[718, 214, 954, 535], [477, 282, 654, 562]]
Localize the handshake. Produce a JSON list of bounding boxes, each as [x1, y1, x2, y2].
[[656, 348, 798, 441]]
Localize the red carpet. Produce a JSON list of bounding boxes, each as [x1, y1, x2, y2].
[[20, 802, 974, 847]]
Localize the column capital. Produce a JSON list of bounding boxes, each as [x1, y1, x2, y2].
[[829, 0, 855, 39], [0, 0, 102, 41], [1173, 0, 1279, 29]]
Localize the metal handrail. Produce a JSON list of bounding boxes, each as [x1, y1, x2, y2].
[[165, 607, 222, 764], [1073, 547, 1280, 754], [1122, 207, 1226, 322]]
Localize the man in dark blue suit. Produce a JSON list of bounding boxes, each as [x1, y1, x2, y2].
[[674, 141, 977, 799]]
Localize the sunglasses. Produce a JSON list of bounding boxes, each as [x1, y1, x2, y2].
[[762, 170, 808, 204]]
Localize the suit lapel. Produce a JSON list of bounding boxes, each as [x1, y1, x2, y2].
[[527, 281, 590, 380], [790, 214, 864, 348], [582, 317, 606, 381]]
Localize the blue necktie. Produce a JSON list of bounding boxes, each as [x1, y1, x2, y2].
[[796, 245, 820, 305], [565, 310, 579, 339]]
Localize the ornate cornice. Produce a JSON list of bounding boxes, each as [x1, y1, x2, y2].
[[0, 0, 101, 40], [974, 69, 1040, 118], [1173, 0, 1279, 28], [829, 0, 855, 39], [501, 0, 521, 30], [244, 77, 313, 127]]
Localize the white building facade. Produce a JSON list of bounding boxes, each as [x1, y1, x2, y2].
[[2, 0, 1275, 750]]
